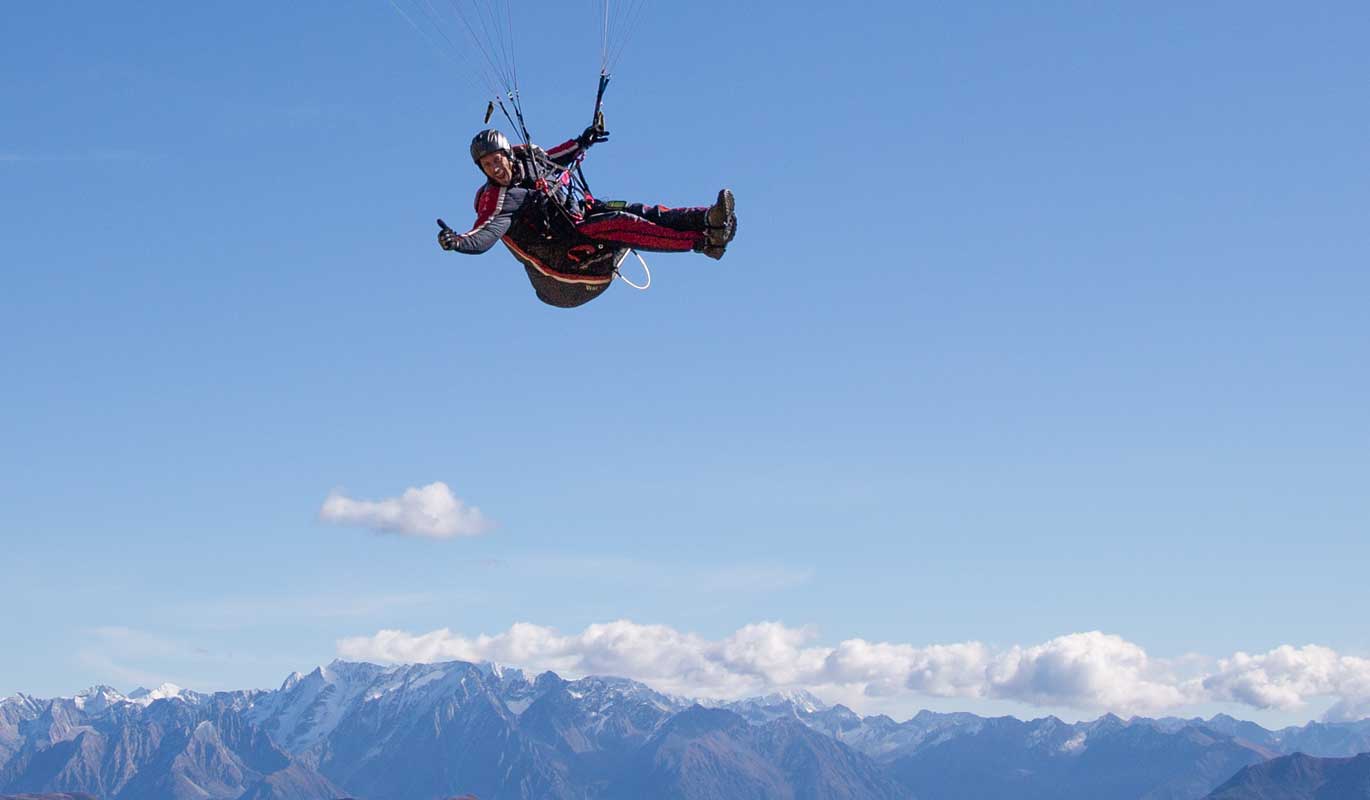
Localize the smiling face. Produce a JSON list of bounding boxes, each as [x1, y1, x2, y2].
[[479, 151, 513, 186]]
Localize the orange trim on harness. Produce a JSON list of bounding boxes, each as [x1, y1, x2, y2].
[[502, 237, 614, 286]]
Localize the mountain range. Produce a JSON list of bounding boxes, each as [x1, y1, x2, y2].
[[4, 659, 1370, 799]]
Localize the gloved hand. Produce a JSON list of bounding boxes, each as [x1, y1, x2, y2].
[[577, 122, 610, 149], [438, 228, 463, 251]]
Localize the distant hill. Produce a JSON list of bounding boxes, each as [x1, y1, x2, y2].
[[1205, 752, 1370, 799]]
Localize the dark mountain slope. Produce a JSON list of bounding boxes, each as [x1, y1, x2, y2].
[[1205, 752, 1370, 800]]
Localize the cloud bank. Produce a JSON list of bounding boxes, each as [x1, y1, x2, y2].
[[1203, 645, 1370, 722], [337, 621, 1370, 720], [319, 482, 491, 539]]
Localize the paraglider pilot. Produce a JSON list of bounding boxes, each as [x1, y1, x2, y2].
[[437, 124, 738, 307]]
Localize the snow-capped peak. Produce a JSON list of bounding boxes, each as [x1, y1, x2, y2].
[[2, 693, 43, 716], [248, 661, 392, 754], [128, 683, 187, 705], [749, 689, 828, 713], [71, 685, 127, 712], [477, 661, 508, 678], [478, 661, 533, 691], [320, 659, 395, 684]]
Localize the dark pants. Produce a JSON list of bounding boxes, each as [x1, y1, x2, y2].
[[575, 201, 707, 252]]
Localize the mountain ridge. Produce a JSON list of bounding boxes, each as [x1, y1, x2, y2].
[[5, 659, 1370, 799]]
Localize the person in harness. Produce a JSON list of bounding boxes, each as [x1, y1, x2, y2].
[[438, 126, 738, 307]]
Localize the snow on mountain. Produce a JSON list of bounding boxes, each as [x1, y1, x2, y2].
[[719, 693, 982, 763], [280, 671, 306, 692], [248, 659, 390, 753], [0, 694, 43, 763], [70, 685, 127, 713], [563, 675, 683, 714], [127, 682, 196, 705], [1059, 730, 1088, 753], [476, 661, 543, 711], [814, 709, 989, 761], [53, 682, 205, 717], [1083, 711, 1127, 734], [1024, 715, 1075, 750], [759, 688, 828, 712], [476, 660, 522, 682], [0, 694, 42, 716], [248, 658, 541, 757], [715, 688, 829, 726]]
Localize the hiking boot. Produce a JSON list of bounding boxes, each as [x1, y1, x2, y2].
[[706, 189, 734, 227], [705, 189, 735, 246]]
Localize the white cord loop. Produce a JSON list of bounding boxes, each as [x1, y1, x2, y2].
[[614, 249, 651, 290]]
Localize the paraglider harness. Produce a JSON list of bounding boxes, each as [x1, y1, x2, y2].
[[489, 75, 647, 307]]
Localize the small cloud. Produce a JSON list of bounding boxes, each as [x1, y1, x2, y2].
[[319, 482, 492, 539]]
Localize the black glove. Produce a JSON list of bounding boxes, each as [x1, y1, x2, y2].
[[577, 123, 610, 149], [438, 228, 462, 251]]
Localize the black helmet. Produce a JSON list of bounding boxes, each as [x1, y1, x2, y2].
[[470, 129, 511, 164]]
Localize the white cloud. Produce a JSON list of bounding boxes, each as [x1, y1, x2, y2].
[[986, 632, 1193, 714], [1327, 695, 1370, 723], [1203, 644, 1370, 719], [339, 621, 763, 698], [319, 482, 491, 539], [337, 621, 1370, 720], [821, 639, 991, 698]]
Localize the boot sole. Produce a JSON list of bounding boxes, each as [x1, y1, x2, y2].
[[707, 189, 735, 229]]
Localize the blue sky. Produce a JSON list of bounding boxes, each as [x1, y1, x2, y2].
[[3, 1, 1368, 726]]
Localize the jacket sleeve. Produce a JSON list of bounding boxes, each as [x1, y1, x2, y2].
[[451, 185, 513, 254], [543, 137, 586, 167]]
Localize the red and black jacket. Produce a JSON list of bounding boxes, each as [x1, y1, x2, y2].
[[447, 138, 588, 256], [449, 138, 626, 308]]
